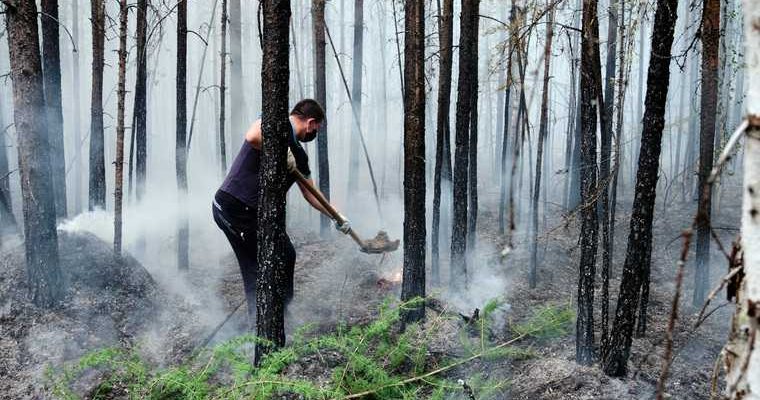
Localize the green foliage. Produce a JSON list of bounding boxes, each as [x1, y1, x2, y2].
[[49, 298, 571, 400]]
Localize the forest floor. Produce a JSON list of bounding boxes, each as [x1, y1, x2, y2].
[[0, 191, 737, 399]]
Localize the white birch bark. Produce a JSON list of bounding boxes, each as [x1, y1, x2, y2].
[[727, 1, 760, 397]]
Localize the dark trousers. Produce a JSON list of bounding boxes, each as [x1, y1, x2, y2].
[[212, 190, 296, 320]]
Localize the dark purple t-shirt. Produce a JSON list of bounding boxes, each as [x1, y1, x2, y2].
[[219, 122, 310, 207]]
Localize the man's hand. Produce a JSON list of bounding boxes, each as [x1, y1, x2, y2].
[[287, 148, 297, 174], [335, 214, 351, 234]]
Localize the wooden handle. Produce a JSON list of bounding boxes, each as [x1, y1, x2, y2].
[[291, 169, 366, 248]]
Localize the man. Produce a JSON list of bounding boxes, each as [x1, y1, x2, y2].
[[212, 99, 349, 321]]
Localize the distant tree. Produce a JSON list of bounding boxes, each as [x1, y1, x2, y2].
[[401, 0, 425, 324], [499, 3, 516, 236], [89, 0, 106, 210], [693, 0, 720, 307], [312, 0, 331, 236], [133, 0, 148, 200], [576, 0, 601, 366], [71, 0, 83, 213], [0, 98, 17, 231], [176, 0, 189, 271], [229, 0, 244, 136], [4, 0, 63, 307], [347, 0, 364, 193], [431, 0, 453, 285], [114, 0, 128, 256], [529, 4, 554, 289], [449, 0, 478, 292], [219, 0, 228, 175], [602, 0, 678, 376], [255, 0, 291, 365], [41, 0, 66, 218]]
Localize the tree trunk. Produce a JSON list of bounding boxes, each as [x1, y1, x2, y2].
[[449, 0, 478, 293], [5, 0, 63, 307], [134, 0, 148, 201], [114, 0, 128, 257], [0, 96, 16, 231], [71, 0, 82, 214], [498, 10, 513, 236], [220, 0, 228, 175], [89, 0, 106, 210], [693, 0, 720, 307], [599, 0, 619, 347], [576, 0, 601, 366], [255, 0, 291, 364], [347, 0, 364, 193], [401, 0, 425, 325], [529, 5, 554, 289], [565, 0, 582, 210], [431, 0, 453, 285], [41, 0, 67, 219], [466, 5, 479, 252], [724, 2, 760, 393], [176, 0, 189, 271], [602, 0, 678, 376], [229, 0, 245, 136], [313, 0, 330, 236]]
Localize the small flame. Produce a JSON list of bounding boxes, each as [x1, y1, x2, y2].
[[390, 270, 402, 283]]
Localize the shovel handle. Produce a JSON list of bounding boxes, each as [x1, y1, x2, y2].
[[291, 169, 366, 248]]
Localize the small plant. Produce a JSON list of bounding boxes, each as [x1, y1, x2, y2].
[[48, 299, 573, 399]]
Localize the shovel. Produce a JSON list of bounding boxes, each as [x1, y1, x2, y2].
[[292, 169, 399, 254]]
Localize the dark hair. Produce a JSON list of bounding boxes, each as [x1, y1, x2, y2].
[[290, 99, 325, 123]]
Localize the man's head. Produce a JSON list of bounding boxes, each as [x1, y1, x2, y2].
[[290, 99, 325, 142]]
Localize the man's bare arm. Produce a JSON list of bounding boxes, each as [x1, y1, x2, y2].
[[244, 119, 262, 149]]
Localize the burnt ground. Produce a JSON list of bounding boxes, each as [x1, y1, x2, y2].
[[0, 191, 737, 399]]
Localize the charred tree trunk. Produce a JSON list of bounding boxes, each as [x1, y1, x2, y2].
[[347, 0, 364, 193], [134, 0, 148, 200], [114, 0, 128, 256], [176, 0, 189, 271], [466, 4, 479, 252], [229, 0, 244, 136], [693, 0, 719, 307], [401, 0, 425, 324], [89, 0, 106, 210], [565, 0, 582, 210], [529, 5, 554, 289], [41, 0, 66, 218], [576, 0, 601, 365], [431, 0, 453, 285], [602, 0, 678, 376], [5, 0, 63, 307], [220, 0, 228, 175], [313, 0, 330, 236], [0, 97, 16, 231], [255, 0, 291, 364], [449, 0, 478, 292]]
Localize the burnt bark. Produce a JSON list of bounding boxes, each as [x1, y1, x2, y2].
[[133, 0, 148, 200], [449, 0, 478, 293], [313, 0, 330, 236], [499, 4, 516, 235], [89, 0, 106, 210], [466, 4, 479, 252], [431, 0, 453, 285], [401, 0, 425, 324], [693, 0, 719, 307], [602, 0, 678, 376], [114, 0, 128, 256], [255, 0, 291, 364], [5, 0, 63, 307], [176, 0, 189, 271], [41, 0, 66, 218], [576, 0, 601, 365], [220, 0, 228, 175], [529, 5, 554, 289]]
